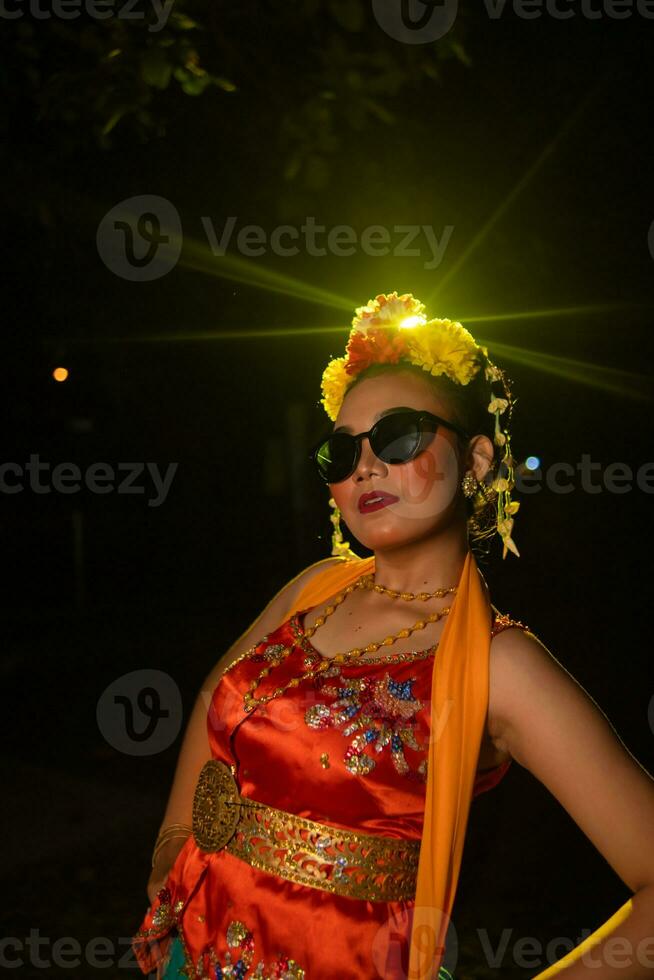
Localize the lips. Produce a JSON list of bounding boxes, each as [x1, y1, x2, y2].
[[358, 491, 400, 513]]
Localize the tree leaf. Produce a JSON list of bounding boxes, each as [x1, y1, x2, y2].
[[140, 48, 173, 90], [101, 105, 129, 136]]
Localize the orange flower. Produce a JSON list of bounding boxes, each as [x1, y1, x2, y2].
[[345, 327, 408, 376]]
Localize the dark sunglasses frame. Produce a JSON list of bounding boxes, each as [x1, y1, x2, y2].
[[309, 409, 471, 484]]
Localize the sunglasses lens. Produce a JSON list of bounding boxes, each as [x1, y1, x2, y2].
[[315, 432, 356, 483], [373, 413, 429, 463], [313, 413, 438, 482]]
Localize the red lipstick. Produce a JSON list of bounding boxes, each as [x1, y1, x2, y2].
[[358, 491, 399, 513]]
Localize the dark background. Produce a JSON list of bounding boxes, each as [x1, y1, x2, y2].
[[2, 2, 653, 977]]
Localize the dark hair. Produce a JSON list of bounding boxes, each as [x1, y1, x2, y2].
[[344, 357, 508, 559]]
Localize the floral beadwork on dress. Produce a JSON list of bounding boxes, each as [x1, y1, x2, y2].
[[142, 888, 306, 980], [133, 886, 185, 941], [189, 918, 305, 979], [305, 665, 427, 780]]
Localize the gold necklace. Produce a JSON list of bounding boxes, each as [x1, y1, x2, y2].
[[361, 574, 457, 602], [242, 575, 455, 712]]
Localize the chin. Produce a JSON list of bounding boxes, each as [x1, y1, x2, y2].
[[345, 513, 437, 552]]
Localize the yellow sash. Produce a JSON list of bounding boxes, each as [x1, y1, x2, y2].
[[280, 550, 633, 979]]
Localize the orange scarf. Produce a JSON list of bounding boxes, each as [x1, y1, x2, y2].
[[281, 549, 633, 980]]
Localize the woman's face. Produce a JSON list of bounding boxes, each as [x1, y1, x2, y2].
[[329, 370, 470, 552]]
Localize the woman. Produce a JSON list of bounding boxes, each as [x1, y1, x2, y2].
[[132, 293, 653, 979]]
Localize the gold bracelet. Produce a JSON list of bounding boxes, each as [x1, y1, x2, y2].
[[153, 823, 193, 846], [155, 822, 193, 838], [151, 834, 191, 868], [153, 825, 193, 848], [151, 823, 193, 868]]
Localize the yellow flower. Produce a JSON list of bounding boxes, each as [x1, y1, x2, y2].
[[494, 431, 507, 447], [493, 477, 510, 493], [488, 397, 509, 414], [320, 356, 350, 422], [404, 318, 481, 386], [497, 517, 520, 559], [321, 299, 484, 419], [505, 500, 520, 515]]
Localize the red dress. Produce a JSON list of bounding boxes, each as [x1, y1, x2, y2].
[[132, 605, 527, 980]]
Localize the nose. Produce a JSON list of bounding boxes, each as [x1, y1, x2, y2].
[[352, 435, 387, 481]]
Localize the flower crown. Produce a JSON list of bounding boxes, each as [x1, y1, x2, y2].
[[320, 292, 520, 559]]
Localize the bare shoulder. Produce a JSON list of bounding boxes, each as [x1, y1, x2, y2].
[[488, 614, 560, 758], [488, 622, 585, 761], [202, 557, 345, 689], [275, 556, 347, 620], [288, 556, 347, 594]]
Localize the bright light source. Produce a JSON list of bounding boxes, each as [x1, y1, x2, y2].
[[525, 456, 540, 470], [53, 367, 69, 383], [399, 315, 426, 330]]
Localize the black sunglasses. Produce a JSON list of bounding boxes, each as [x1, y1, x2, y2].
[[309, 409, 471, 484]]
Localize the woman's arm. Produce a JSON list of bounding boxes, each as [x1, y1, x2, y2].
[[146, 558, 342, 901], [488, 627, 654, 979]]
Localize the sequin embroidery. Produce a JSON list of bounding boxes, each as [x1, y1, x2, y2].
[[187, 917, 306, 979], [139, 890, 306, 980], [133, 887, 183, 941], [305, 668, 427, 779]]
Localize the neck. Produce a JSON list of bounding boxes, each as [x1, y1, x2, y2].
[[371, 521, 470, 594]]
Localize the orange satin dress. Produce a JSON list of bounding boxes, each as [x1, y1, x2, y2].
[[132, 603, 525, 980]]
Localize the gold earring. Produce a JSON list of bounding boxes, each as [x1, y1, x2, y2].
[[461, 470, 478, 498]]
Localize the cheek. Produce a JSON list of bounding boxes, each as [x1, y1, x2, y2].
[[329, 483, 350, 512], [331, 439, 461, 522], [390, 443, 461, 520]]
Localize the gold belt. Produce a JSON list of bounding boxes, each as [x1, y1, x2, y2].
[[192, 760, 419, 903]]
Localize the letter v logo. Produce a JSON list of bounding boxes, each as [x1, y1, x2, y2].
[[372, 0, 459, 42]]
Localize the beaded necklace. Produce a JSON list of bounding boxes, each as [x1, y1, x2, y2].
[[242, 574, 457, 713]]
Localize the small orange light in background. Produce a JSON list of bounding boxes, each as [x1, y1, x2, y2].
[[53, 366, 69, 382]]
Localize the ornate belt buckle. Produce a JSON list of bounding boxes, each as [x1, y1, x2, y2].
[[192, 759, 242, 852]]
